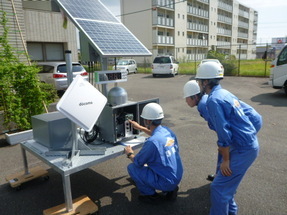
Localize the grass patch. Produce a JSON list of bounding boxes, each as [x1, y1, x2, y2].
[[102, 59, 271, 77], [238, 60, 271, 76], [140, 59, 270, 77]]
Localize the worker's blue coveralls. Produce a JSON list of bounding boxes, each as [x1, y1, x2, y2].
[[127, 125, 183, 195], [206, 85, 261, 215], [198, 94, 215, 130], [198, 94, 262, 175], [198, 94, 262, 133]]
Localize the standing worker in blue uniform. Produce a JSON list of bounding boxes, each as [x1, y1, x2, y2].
[[195, 62, 262, 215], [124, 103, 183, 203], [183, 80, 211, 124], [183, 80, 262, 182], [183, 80, 217, 181]]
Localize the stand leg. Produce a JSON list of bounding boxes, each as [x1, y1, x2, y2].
[[21, 146, 30, 175], [62, 174, 73, 212], [5, 146, 48, 189], [43, 174, 98, 214]]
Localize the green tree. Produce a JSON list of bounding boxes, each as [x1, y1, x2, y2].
[[0, 11, 57, 131]]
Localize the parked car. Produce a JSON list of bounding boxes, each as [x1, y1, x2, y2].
[[198, 59, 224, 73], [152, 55, 179, 77], [268, 44, 287, 95], [112, 59, 137, 74], [37, 62, 88, 92]]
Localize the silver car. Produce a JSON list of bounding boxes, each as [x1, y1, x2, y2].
[[112, 59, 137, 74], [37, 62, 88, 92]]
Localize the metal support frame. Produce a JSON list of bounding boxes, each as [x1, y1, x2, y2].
[[20, 136, 145, 213], [62, 173, 73, 211]]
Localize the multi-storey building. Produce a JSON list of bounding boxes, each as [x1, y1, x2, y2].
[[121, 0, 258, 63], [0, 0, 78, 63]]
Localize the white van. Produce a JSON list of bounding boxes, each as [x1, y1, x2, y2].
[[269, 44, 287, 95], [152, 56, 179, 77]]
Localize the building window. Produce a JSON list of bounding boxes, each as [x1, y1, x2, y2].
[[27, 43, 43, 61], [178, 31, 180, 36], [178, 13, 180, 18], [27, 42, 64, 61], [182, 32, 185, 36]]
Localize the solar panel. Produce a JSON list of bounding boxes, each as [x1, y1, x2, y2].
[[56, 0, 152, 57]]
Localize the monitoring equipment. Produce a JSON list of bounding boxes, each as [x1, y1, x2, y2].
[[57, 75, 107, 132], [32, 112, 73, 150], [95, 70, 127, 84], [31, 75, 158, 150], [97, 96, 159, 144]]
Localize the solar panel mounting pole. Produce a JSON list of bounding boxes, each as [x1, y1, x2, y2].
[[101, 57, 109, 96], [65, 50, 79, 167]]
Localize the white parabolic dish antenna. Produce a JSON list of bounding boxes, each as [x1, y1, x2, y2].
[[56, 75, 107, 132]]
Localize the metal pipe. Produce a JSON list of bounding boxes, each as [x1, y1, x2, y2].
[[65, 50, 78, 160], [21, 147, 30, 175], [62, 174, 73, 212]]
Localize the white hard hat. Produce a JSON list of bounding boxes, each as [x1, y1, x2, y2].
[[195, 61, 224, 79], [141, 103, 164, 120], [183, 80, 200, 98]]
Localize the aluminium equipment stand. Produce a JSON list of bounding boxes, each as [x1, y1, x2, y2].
[[42, 123, 98, 215]]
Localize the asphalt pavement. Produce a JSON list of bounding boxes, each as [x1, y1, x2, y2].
[[0, 74, 286, 215]]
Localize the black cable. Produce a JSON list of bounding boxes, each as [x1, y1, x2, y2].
[[80, 124, 100, 144]]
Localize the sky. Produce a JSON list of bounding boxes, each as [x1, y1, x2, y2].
[[101, 0, 287, 44]]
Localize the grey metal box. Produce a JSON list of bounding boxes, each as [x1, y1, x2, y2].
[[97, 98, 159, 144], [32, 111, 72, 150]]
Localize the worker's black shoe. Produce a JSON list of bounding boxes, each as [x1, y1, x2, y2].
[[206, 174, 215, 181], [165, 186, 179, 201], [138, 193, 160, 204]]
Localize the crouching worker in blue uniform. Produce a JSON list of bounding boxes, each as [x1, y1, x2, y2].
[[195, 62, 262, 215], [124, 103, 183, 203]]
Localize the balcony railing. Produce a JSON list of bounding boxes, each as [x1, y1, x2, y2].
[[187, 6, 209, 18], [218, 15, 232, 24], [187, 38, 208, 46], [187, 22, 208, 32], [238, 44, 248, 49], [197, 0, 209, 4], [239, 10, 249, 18], [186, 53, 206, 61], [217, 28, 232, 36], [238, 32, 248, 38], [217, 41, 231, 47], [156, 35, 174, 44], [153, 0, 174, 9], [155, 17, 174, 27], [218, 1, 233, 12], [238, 21, 249, 29]]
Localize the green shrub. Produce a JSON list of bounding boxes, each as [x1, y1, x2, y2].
[[222, 61, 237, 76], [207, 50, 237, 76], [0, 11, 57, 131]]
